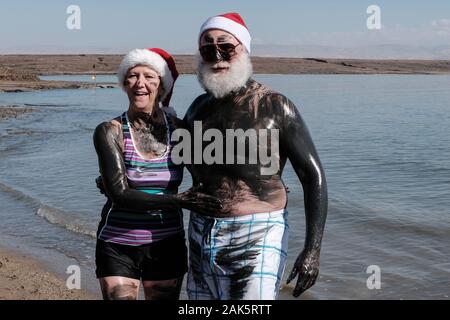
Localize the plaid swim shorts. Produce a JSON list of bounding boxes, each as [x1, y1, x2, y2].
[[187, 209, 289, 300]]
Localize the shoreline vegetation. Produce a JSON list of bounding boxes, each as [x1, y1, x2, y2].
[[1, 54, 450, 92]]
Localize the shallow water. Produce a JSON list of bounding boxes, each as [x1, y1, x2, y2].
[[1, 74, 449, 299]]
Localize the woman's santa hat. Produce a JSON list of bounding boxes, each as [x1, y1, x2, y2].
[[199, 12, 251, 53], [117, 48, 179, 107]]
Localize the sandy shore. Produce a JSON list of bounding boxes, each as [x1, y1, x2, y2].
[[0, 104, 96, 300], [0, 248, 96, 300], [1, 54, 449, 92]]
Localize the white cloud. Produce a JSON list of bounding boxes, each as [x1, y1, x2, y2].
[[430, 19, 450, 35]]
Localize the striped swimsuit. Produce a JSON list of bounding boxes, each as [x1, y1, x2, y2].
[[97, 111, 184, 246]]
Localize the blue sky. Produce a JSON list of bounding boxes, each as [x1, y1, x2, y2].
[[1, 1, 449, 58]]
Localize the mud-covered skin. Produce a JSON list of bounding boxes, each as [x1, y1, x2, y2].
[[184, 79, 328, 297], [93, 113, 222, 215], [127, 110, 169, 158], [99, 277, 183, 300]]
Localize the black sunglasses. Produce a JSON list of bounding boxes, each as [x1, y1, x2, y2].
[[199, 43, 241, 63]]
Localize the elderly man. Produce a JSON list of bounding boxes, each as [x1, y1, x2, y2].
[[183, 12, 328, 300]]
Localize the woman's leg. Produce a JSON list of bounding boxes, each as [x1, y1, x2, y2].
[[99, 276, 141, 300], [142, 276, 184, 300]]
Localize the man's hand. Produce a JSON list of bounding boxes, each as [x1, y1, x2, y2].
[[286, 249, 320, 297]]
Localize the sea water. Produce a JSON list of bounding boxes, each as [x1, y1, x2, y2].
[[1, 74, 449, 299]]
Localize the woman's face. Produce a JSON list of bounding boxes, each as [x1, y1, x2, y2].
[[124, 65, 162, 110]]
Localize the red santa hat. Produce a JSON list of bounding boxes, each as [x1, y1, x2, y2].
[[199, 12, 251, 53], [117, 48, 179, 107]]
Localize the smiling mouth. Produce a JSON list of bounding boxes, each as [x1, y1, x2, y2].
[[134, 92, 149, 96]]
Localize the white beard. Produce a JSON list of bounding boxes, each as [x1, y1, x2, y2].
[[196, 51, 253, 99]]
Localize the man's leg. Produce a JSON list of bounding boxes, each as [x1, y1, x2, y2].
[[187, 212, 217, 300], [209, 210, 289, 300], [238, 210, 289, 300]]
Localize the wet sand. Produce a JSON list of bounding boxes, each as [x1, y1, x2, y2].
[[1, 54, 449, 92], [0, 248, 95, 300]]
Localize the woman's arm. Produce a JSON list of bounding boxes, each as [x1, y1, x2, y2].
[[93, 121, 221, 213]]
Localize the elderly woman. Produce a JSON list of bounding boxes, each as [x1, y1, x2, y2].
[[93, 48, 221, 300]]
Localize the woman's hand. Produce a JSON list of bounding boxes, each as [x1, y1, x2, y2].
[[176, 184, 223, 215], [95, 169, 221, 214]]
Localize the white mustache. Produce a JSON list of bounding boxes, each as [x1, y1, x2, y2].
[[211, 62, 230, 68]]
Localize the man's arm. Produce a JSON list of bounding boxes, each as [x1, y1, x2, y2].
[[93, 121, 222, 213], [280, 98, 328, 297]]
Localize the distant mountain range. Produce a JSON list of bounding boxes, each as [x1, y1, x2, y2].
[[252, 44, 450, 60]]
